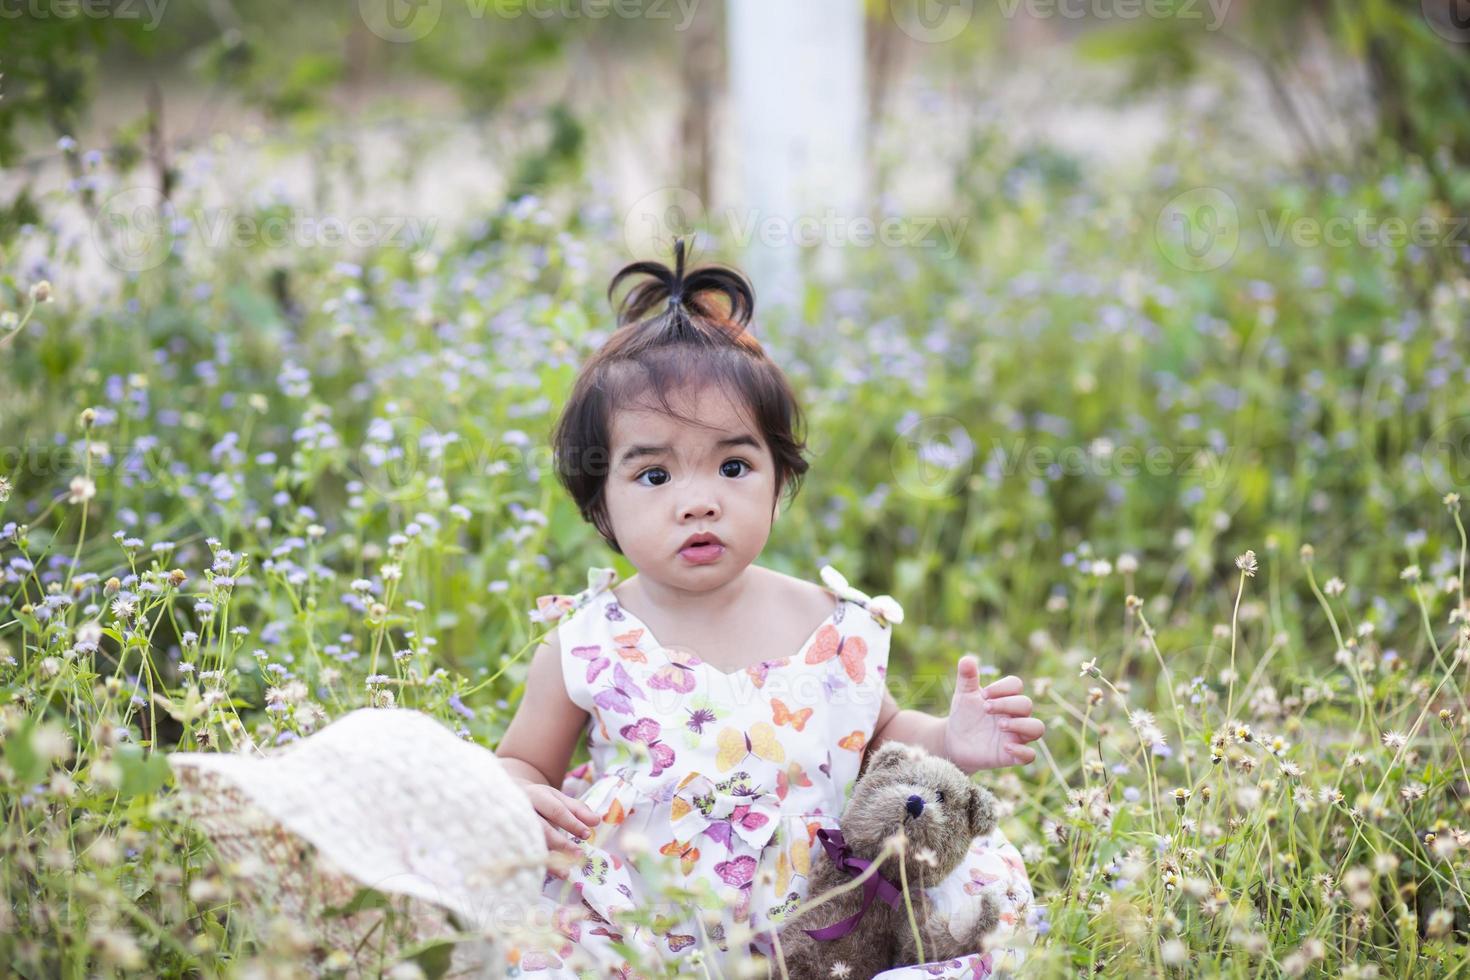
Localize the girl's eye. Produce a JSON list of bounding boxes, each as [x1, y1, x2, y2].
[[635, 460, 751, 486]]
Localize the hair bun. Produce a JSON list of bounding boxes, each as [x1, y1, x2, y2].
[[607, 236, 755, 334]]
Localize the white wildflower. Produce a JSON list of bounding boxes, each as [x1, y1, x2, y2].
[[67, 476, 96, 504]]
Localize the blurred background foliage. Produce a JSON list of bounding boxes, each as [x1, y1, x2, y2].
[[3, 1, 1470, 976]]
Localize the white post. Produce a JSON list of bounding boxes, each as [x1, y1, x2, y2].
[[726, 0, 868, 323]]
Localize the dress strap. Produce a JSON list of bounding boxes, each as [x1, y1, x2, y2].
[[819, 564, 905, 628], [528, 566, 619, 626]]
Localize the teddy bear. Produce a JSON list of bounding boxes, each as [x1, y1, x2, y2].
[[776, 741, 1002, 980]]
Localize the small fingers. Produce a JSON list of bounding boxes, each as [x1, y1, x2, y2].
[[1002, 717, 1046, 741], [983, 676, 1023, 698], [956, 655, 983, 695], [542, 821, 582, 861], [1007, 744, 1037, 765], [568, 795, 602, 826], [529, 791, 593, 840], [985, 694, 1033, 716]]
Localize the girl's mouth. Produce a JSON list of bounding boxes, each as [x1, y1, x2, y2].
[[679, 542, 725, 564]]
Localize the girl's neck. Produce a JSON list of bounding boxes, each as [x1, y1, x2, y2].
[[618, 564, 766, 626]]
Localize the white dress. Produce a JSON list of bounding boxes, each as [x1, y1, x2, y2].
[[508, 565, 1036, 979]]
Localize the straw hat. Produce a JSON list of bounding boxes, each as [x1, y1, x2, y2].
[[168, 708, 548, 977]]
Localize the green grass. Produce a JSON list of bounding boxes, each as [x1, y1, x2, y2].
[[2, 124, 1469, 977]]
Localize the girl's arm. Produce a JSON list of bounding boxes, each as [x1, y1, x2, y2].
[[497, 631, 606, 855], [869, 655, 1045, 775]]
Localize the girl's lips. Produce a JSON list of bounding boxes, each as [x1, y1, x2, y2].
[[679, 542, 725, 564]]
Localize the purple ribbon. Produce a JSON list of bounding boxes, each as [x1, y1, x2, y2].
[[802, 828, 903, 941]]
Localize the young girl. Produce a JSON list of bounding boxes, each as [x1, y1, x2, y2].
[[494, 240, 1045, 979]]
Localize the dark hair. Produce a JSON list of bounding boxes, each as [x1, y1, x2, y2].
[[551, 238, 811, 555]]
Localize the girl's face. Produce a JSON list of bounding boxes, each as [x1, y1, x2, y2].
[[603, 384, 779, 589]]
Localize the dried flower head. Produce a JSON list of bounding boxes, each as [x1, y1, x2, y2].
[[1235, 550, 1258, 577], [67, 476, 96, 505]]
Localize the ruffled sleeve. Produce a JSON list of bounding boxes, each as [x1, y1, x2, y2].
[[527, 566, 618, 626], [527, 566, 619, 715], [819, 564, 904, 628]]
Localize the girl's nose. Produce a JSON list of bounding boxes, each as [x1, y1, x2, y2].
[[905, 795, 925, 818], [680, 502, 719, 522]]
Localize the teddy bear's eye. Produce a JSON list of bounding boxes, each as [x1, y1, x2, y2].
[[936, 790, 945, 803]]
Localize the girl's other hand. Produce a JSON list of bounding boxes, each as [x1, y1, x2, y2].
[[517, 781, 603, 870], [943, 655, 1047, 771]]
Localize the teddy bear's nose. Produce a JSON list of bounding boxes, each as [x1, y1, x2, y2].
[[905, 795, 925, 818]]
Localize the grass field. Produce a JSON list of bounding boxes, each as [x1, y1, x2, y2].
[[2, 122, 1469, 977]]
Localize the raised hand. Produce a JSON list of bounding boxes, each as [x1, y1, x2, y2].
[[943, 655, 1046, 772]]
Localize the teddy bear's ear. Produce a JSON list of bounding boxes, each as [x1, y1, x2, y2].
[[966, 783, 998, 838], [863, 741, 916, 778]]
